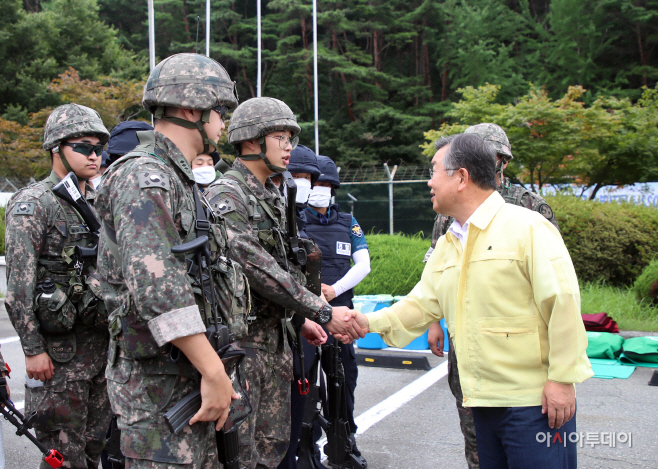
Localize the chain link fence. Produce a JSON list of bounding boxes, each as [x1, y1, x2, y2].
[[336, 164, 435, 237]]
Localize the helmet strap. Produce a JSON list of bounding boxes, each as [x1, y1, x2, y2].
[[53, 146, 88, 182], [155, 106, 218, 153], [237, 136, 287, 172]]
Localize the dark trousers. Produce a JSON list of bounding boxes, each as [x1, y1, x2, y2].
[[472, 405, 577, 469]]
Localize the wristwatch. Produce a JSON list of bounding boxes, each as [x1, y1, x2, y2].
[[316, 304, 333, 325]]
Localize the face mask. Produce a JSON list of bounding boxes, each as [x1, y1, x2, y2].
[[90, 176, 102, 189], [193, 166, 216, 185], [308, 186, 332, 208], [294, 178, 312, 204]]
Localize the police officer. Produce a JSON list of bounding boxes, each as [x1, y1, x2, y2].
[[204, 96, 364, 469], [5, 103, 112, 468], [304, 155, 370, 462], [106, 120, 154, 164], [424, 123, 560, 469], [96, 53, 238, 467]]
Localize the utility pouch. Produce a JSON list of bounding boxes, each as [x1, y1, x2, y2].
[[212, 256, 251, 340], [35, 286, 76, 334], [46, 333, 77, 363], [301, 238, 322, 296]]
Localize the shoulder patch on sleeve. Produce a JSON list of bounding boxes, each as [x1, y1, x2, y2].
[[213, 198, 236, 216], [13, 202, 35, 215], [351, 223, 364, 238], [537, 203, 554, 220], [138, 171, 170, 191]]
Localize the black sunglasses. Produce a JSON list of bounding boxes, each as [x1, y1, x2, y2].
[[212, 106, 228, 121], [61, 142, 104, 157]]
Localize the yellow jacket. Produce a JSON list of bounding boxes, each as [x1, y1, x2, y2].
[[368, 191, 593, 407]]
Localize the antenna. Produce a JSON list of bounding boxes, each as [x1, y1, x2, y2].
[[195, 16, 201, 54]]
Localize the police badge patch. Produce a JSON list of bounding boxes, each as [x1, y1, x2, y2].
[[351, 223, 363, 238], [538, 203, 553, 220]]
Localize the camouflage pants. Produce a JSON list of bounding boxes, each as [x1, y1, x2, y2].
[[106, 356, 217, 468], [448, 336, 479, 469], [238, 327, 294, 469], [26, 357, 111, 469]]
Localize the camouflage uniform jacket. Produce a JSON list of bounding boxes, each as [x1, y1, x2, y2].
[[5, 171, 106, 360], [96, 130, 206, 365], [425, 177, 559, 260], [204, 159, 325, 343]]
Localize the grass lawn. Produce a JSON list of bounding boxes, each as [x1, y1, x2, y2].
[[580, 282, 658, 332]]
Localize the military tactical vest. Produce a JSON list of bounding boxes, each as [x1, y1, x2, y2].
[[23, 173, 105, 362], [102, 132, 249, 363], [211, 171, 309, 321], [304, 206, 354, 308]]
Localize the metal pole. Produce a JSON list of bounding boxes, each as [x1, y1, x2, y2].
[[257, 0, 262, 97], [148, 0, 156, 72], [313, 0, 319, 155], [205, 0, 210, 57], [383, 163, 398, 235]]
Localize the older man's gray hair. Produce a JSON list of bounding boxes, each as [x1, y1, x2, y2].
[[433, 133, 497, 190]]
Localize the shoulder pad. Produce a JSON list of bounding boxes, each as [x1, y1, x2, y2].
[[138, 171, 171, 191], [13, 202, 35, 215]]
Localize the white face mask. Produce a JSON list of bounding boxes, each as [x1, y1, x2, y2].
[[90, 176, 102, 189], [294, 178, 312, 204], [192, 166, 216, 185], [308, 185, 332, 208]]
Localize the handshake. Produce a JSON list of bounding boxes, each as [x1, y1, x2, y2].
[[301, 307, 371, 346]]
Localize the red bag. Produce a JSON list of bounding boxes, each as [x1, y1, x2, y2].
[[582, 312, 619, 333]]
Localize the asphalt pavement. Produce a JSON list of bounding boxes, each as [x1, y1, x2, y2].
[[0, 300, 656, 468]]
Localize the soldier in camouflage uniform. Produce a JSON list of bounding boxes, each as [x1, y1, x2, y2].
[[424, 123, 560, 469], [4, 103, 112, 468], [95, 53, 239, 468], [204, 97, 363, 469]]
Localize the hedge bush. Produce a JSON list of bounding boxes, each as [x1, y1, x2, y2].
[[354, 233, 430, 297], [632, 259, 658, 306], [548, 195, 658, 286]]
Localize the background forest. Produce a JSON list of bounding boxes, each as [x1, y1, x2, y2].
[[1, 0, 658, 187]]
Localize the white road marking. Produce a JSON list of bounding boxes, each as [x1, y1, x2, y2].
[[318, 360, 449, 459], [0, 336, 19, 345], [13, 400, 24, 411]]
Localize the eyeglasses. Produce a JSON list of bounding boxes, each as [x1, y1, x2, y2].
[[267, 134, 299, 150], [212, 106, 228, 121], [61, 142, 104, 157], [429, 167, 460, 178]]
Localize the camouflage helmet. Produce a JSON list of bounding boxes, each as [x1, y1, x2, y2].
[[143, 53, 238, 114], [228, 97, 300, 146], [464, 123, 513, 160], [228, 97, 301, 172], [42, 104, 110, 151]]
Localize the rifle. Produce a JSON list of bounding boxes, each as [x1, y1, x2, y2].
[[296, 348, 326, 469], [104, 416, 124, 469], [319, 341, 367, 469], [164, 193, 252, 469], [0, 377, 64, 468]]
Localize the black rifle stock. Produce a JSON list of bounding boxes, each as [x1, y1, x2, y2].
[[0, 377, 64, 468], [282, 171, 307, 267], [52, 172, 101, 235], [296, 349, 327, 469], [321, 341, 367, 469]]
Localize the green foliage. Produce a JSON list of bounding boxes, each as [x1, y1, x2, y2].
[[0, 0, 145, 115], [422, 84, 658, 194], [548, 195, 658, 286], [354, 233, 430, 297], [632, 259, 658, 306], [581, 281, 658, 332]]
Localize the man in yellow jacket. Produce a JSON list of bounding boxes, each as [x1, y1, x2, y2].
[[352, 133, 592, 469]]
